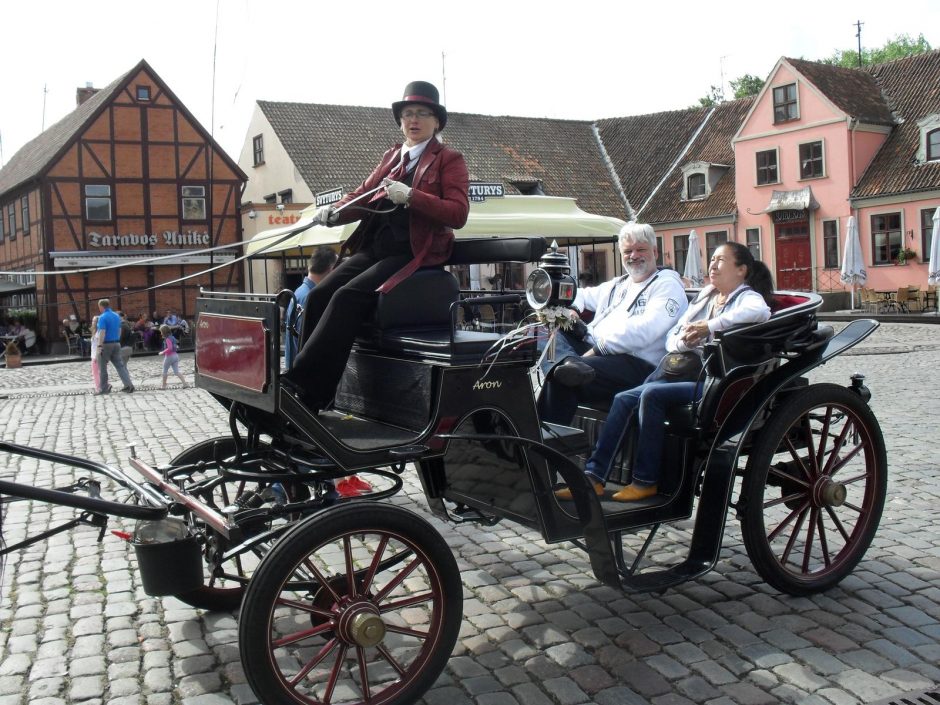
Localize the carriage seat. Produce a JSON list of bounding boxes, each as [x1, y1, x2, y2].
[[355, 237, 548, 363]]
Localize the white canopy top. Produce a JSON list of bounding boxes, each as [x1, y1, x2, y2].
[[246, 196, 626, 258]]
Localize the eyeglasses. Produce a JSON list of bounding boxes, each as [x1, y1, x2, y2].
[[400, 109, 435, 120]]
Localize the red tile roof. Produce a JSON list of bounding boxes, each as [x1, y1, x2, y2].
[[786, 57, 895, 126]]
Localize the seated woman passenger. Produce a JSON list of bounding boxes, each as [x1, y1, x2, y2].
[[555, 242, 774, 503], [283, 81, 469, 411]]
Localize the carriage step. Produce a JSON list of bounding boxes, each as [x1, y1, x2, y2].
[[388, 445, 430, 460]]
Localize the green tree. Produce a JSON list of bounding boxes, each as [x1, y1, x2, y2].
[[730, 74, 764, 99], [823, 32, 932, 67], [695, 85, 724, 108]]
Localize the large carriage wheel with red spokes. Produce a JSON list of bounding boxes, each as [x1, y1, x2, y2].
[[740, 384, 887, 596], [238, 503, 462, 705]]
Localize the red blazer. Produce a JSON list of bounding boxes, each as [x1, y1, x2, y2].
[[333, 139, 469, 293]]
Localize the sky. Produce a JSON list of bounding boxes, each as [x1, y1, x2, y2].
[[1, 0, 937, 167]]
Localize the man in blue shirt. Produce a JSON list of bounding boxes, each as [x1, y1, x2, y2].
[[284, 247, 337, 369], [95, 298, 135, 394]]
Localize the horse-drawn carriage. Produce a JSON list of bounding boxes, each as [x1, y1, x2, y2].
[[0, 200, 886, 705]]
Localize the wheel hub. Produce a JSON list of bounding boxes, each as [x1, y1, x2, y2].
[[337, 602, 385, 648], [814, 477, 847, 507]]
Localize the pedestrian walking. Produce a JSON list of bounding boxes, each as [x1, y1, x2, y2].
[[158, 324, 187, 389], [95, 298, 135, 394], [89, 315, 106, 394]]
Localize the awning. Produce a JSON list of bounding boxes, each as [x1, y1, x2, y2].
[[762, 186, 820, 213], [0, 280, 35, 296], [245, 196, 626, 258]]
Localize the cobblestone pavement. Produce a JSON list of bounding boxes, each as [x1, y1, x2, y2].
[[0, 323, 937, 705]]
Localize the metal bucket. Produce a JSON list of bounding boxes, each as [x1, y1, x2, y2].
[[132, 518, 204, 596]]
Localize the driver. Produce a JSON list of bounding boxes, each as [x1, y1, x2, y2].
[[539, 222, 687, 426], [283, 81, 469, 411]]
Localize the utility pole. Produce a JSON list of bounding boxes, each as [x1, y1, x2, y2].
[[855, 20, 864, 67], [719, 55, 728, 101]]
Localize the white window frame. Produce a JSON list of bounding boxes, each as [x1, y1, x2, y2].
[[755, 147, 780, 186], [253, 134, 265, 166], [84, 184, 112, 221], [870, 210, 904, 265], [916, 114, 940, 163], [181, 185, 207, 221], [822, 218, 840, 269], [798, 139, 826, 180]]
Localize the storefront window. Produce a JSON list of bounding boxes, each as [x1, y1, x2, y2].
[[823, 220, 839, 268], [922, 208, 937, 262], [705, 231, 728, 261], [673, 234, 689, 275], [84, 184, 112, 221], [871, 212, 902, 265]]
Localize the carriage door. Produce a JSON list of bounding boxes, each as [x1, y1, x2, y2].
[[773, 214, 812, 291]]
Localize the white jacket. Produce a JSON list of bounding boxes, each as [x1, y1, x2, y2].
[[573, 268, 687, 366], [667, 283, 771, 354]]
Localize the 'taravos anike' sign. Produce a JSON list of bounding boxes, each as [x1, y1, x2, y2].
[[87, 231, 211, 248]]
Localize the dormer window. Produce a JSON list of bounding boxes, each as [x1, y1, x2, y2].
[[680, 161, 729, 200], [916, 114, 940, 163], [773, 83, 799, 123]]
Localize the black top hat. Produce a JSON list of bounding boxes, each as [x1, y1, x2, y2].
[[392, 81, 447, 130]]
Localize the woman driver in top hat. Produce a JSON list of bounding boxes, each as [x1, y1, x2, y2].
[[283, 80, 470, 411]]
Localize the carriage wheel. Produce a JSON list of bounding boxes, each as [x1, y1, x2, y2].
[[169, 436, 280, 611], [740, 384, 886, 596], [238, 503, 462, 705]]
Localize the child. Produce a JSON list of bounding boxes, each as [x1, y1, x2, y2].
[[159, 324, 188, 389]]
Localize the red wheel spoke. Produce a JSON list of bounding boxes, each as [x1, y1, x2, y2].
[[385, 624, 430, 640], [801, 415, 820, 477], [275, 596, 335, 619], [288, 637, 338, 687], [361, 534, 390, 596], [301, 558, 343, 604], [780, 507, 808, 566], [380, 591, 435, 612], [802, 507, 819, 573], [767, 500, 809, 542], [815, 407, 834, 473], [376, 642, 407, 676], [323, 643, 348, 704], [343, 536, 356, 598], [356, 646, 372, 702], [821, 417, 852, 475], [816, 511, 832, 568], [842, 501, 866, 515], [763, 492, 807, 510], [371, 556, 422, 603], [783, 437, 814, 481], [274, 621, 336, 648], [824, 505, 852, 542], [827, 442, 865, 479], [768, 465, 811, 488]]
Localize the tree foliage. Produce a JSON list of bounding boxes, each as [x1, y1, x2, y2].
[[823, 33, 932, 68], [695, 85, 724, 108], [730, 74, 764, 99]]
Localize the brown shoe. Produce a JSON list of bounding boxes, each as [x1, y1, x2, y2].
[[611, 483, 658, 502], [554, 481, 604, 501]]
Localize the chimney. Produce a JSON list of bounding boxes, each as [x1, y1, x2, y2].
[[76, 82, 99, 106]]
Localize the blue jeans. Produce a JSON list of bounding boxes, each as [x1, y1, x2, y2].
[[585, 380, 702, 486]]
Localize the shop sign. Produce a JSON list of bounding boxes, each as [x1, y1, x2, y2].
[[316, 188, 344, 207], [469, 182, 504, 202], [88, 231, 211, 248], [771, 209, 806, 224]]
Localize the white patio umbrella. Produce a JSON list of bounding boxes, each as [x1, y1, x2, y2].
[[928, 208, 940, 286], [683, 229, 704, 287], [840, 216, 866, 309]]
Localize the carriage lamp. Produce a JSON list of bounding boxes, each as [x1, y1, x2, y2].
[[525, 241, 577, 310]]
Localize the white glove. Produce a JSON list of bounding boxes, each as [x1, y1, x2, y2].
[[385, 179, 412, 205], [311, 205, 334, 226]]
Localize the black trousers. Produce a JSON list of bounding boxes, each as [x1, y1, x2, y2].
[[287, 247, 411, 408]]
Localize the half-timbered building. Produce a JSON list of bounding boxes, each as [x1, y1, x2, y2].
[[0, 59, 246, 349]]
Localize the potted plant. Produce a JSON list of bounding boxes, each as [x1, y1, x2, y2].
[[4, 340, 22, 369], [897, 247, 917, 265]]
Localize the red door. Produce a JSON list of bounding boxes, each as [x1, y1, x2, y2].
[[774, 221, 812, 291]]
